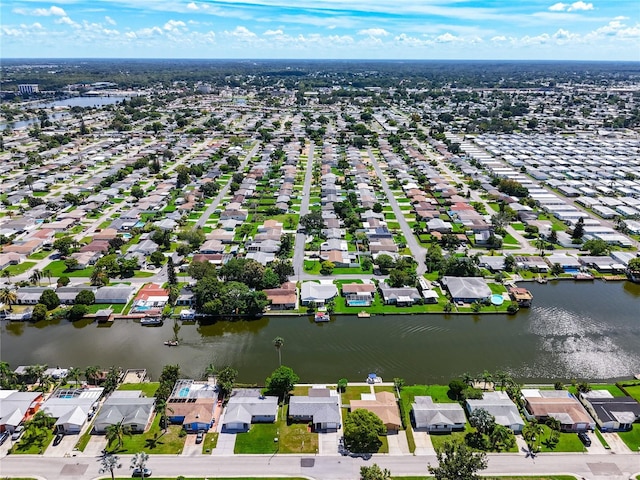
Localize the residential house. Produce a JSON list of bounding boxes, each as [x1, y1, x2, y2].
[[350, 391, 402, 432], [466, 391, 524, 433], [94, 285, 135, 304], [411, 396, 466, 432], [341, 283, 376, 307], [522, 389, 594, 432], [93, 391, 155, 434], [167, 379, 218, 432], [264, 282, 297, 310], [221, 389, 278, 432], [378, 285, 422, 306], [441, 277, 492, 303], [288, 388, 341, 431], [300, 282, 338, 307], [580, 391, 640, 432], [41, 387, 103, 434], [0, 391, 43, 433]]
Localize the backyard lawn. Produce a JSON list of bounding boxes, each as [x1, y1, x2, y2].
[[118, 382, 159, 397], [341, 385, 372, 403], [2, 261, 37, 276], [44, 260, 94, 277], [620, 383, 640, 402]]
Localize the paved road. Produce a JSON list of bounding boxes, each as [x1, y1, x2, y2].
[[1, 451, 638, 480], [195, 141, 260, 228], [366, 147, 428, 275], [292, 142, 315, 278]]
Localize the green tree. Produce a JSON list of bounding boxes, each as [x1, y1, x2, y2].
[[469, 408, 495, 435], [67, 366, 83, 386], [572, 217, 585, 240], [67, 304, 88, 321], [360, 464, 391, 480], [522, 420, 544, 452], [98, 452, 122, 480], [216, 366, 238, 399], [320, 260, 335, 275], [149, 251, 165, 268], [167, 257, 178, 285], [106, 419, 132, 450], [344, 409, 385, 454], [490, 424, 515, 452], [31, 303, 48, 322], [428, 440, 488, 480], [54, 236, 75, 256], [273, 336, 285, 366], [265, 365, 299, 399], [375, 254, 395, 274], [75, 290, 95, 305], [38, 289, 60, 310], [299, 211, 324, 235], [582, 238, 610, 256], [64, 258, 79, 271], [270, 259, 294, 284], [0, 288, 18, 311]]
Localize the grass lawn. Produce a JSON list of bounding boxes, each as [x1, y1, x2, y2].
[[86, 304, 125, 314], [393, 477, 575, 480], [341, 385, 372, 403], [303, 260, 321, 274], [567, 384, 626, 397], [234, 405, 318, 454], [2, 261, 37, 276], [28, 250, 51, 260], [118, 382, 159, 397], [44, 260, 94, 277], [539, 425, 585, 452], [109, 414, 185, 454], [11, 430, 54, 454], [618, 423, 640, 451], [202, 432, 218, 453], [620, 384, 640, 402]]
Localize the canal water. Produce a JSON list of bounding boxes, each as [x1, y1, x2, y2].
[[1, 281, 639, 384]]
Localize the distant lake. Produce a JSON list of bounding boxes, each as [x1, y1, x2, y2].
[[2, 280, 639, 384], [36, 96, 128, 109]]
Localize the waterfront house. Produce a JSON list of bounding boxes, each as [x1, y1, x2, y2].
[[411, 396, 466, 432], [167, 379, 218, 432], [221, 389, 278, 432], [264, 282, 297, 310], [441, 277, 492, 303], [41, 387, 103, 434], [16, 287, 48, 305], [94, 285, 135, 304], [521, 389, 593, 432], [0, 391, 43, 434], [378, 285, 422, 306], [350, 391, 402, 432], [288, 388, 341, 431], [93, 391, 155, 434], [342, 283, 376, 306], [300, 282, 338, 307], [466, 391, 524, 433], [580, 391, 640, 432]]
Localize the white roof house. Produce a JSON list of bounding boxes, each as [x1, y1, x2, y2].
[[466, 391, 524, 433], [412, 396, 467, 432], [300, 282, 338, 306]]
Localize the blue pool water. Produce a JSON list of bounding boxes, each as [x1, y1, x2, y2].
[[60, 395, 74, 399], [134, 305, 150, 311], [565, 268, 580, 274], [178, 387, 190, 397], [490, 294, 505, 306], [348, 300, 369, 306], [134, 221, 145, 228]]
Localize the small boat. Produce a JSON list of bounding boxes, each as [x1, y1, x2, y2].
[[314, 312, 330, 323], [357, 311, 370, 318], [164, 340, 179, 347], [140, 317, 163, 326]]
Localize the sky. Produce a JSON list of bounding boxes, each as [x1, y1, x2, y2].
[[1, 0, 639, 60]]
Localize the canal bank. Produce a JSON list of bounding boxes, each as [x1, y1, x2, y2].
[[1, 281, 639, 385]]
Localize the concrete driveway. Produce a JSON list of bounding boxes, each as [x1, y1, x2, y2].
[[386, 431, 410, 455], [212, 432, 237, 456], [318, 431, 338, 456]]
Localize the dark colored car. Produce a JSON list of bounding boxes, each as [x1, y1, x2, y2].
[[578, 432, 591, 447], [195, 431, 204, 444], [0, 432, 9, 446], [53, 433, 64, 446]]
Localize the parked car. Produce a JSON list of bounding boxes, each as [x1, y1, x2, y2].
[[11, 426, 24, 441], [578, 432, 591, 447], [195, 431, 204, 444], [53, 433, 64, 446], [131, 468, 152, 477], [0, 432, 9, 446]]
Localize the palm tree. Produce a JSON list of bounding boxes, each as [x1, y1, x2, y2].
[[202, 363, 216, 380], [25, 364, 47, 387], [106, 419, 132, 450], [1, 270, 12, 284], [155, 399, 174, 432], [522, 420, 544, 452], [98, 452, 122, 480], [0, 288, 18, 311], [490, 424, 513, 452], [85, 365, 100, 385], [29, 269, 42, 286], [495, 370, 511, 391], [273, 336, 284, 366], [460, 372, 474, 387], [0, 361, 17, 388], [130, 451, 150, 479], [43, 269, 52, 286], [67, 367, 83, 386], [481, 370, 493, 391]]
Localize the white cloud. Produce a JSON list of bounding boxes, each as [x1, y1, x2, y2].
[[164, 20, 186, 31], [226, 26, 257, 39], [548, 1, 593, 12], [187, 2, 199, 10], [435, 32, 460, 43], [264, 29, 283, 35], [358, 28, 389, 37], [13, 5, 67, 17], [105, 16, 116, 26], [55, 16, 79, 28]]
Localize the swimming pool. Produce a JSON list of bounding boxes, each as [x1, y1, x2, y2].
[[490, 294, 505, 306], [178, 387, 190, 398], [134, 305, 150, 311], [347, 300, 369, 306]]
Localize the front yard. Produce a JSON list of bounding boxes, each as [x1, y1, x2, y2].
[[234, 405, 318, 454], [109, 414, 185, 454]]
